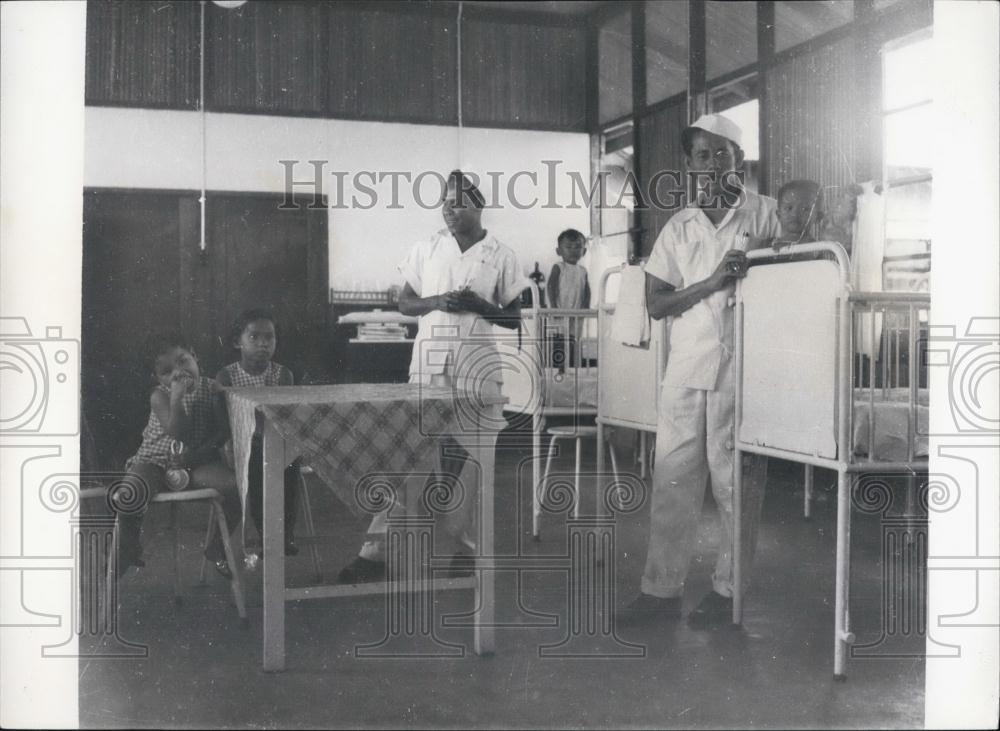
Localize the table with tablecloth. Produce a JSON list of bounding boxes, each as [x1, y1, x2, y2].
[[225, 383, 507, 671]]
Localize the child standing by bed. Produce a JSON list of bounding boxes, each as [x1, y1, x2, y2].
[[118, 335, 241, 578], [547, 229, 591, 370], [216, 309, 301, 557]]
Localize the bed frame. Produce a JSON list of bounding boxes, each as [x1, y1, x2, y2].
[[732, 241, 930, 679]]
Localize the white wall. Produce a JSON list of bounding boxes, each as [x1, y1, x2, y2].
[[84, 107, 593, 292], [1, 2, 85, 726]]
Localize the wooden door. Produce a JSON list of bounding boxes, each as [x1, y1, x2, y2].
[[187, 192, 328, 381], [82, 189, 328, 466]]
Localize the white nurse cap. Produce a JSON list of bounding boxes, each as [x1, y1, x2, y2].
[[685, 113, 743, 148]]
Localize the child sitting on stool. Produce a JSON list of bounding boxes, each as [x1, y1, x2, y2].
[[116, 334, 241, 579]]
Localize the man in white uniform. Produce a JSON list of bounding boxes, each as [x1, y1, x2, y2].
[[620, 114, 779, 627], [337, 170, 527, 583]]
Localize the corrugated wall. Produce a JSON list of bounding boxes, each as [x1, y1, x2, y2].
[[763, 36, 872, 196]]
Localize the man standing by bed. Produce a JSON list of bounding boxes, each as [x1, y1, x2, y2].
[[619, 114, 779, 627], [336, 170, 526, 584]]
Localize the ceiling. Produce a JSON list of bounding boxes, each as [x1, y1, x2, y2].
[[448, 1, 612, 17]]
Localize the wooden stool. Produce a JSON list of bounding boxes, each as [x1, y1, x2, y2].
[[83, 486, 247, 623]]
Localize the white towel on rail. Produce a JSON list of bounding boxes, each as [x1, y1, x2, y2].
[[611, 265, 650, 347], [853, 181, 886, 358]]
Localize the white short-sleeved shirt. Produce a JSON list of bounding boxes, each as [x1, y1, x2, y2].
[[398, 229, 528, 385], [644, 192, 780, 391]]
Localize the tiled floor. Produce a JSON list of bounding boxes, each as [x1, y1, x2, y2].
[[79, 428, 925, 728]]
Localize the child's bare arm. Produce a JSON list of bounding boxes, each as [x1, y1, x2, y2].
[[547, 264, 560, 308], [151, 379, 191, 439]]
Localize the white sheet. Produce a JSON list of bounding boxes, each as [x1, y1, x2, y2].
[[543, 368, 598, 409], [853, 388, 929, 461]]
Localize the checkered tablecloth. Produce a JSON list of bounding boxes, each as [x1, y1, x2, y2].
[[225, 384, 505, 519]]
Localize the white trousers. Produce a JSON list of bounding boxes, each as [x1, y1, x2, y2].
[[360, 373, 501, 559], [641, 361, 767, 599]]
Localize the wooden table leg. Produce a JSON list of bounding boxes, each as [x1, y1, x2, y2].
[[473, 407, 498, 656], [262, 419, 286, 672]]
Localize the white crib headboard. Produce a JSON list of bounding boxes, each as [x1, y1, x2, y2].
[[597, 266, 667, 432], [738, 258, 844, 458]]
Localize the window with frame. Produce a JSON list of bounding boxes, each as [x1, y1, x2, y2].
[[881, 29, 932, 293]]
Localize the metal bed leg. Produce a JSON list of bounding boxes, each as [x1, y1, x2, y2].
[[532, 412, 543, 541], [595, 423, 606, 518], [573, 435, 582, 519], [638, 431, 648, 479], [733, 447, 744, 626], [607, 437, 620, 505], [833, 468, 855, 680], [804, 465, 813, 520], [104, 518, 119, 617]]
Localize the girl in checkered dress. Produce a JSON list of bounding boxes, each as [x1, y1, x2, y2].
[[216, 309, 302, 556], [117, 335, 242, 579]]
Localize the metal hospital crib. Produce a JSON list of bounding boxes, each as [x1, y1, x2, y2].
[[495, 282, 600, 537], [731, 241, 930, 679]]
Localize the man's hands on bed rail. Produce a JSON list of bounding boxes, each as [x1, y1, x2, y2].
[[645, 249, 748, 320], [709, 249, 749, 288]]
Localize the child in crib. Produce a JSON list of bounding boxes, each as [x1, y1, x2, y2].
[[547, 229, 591, 371], [216, 309, 302, 557], [774, 179, 821, 248], [547, 228, 591, 309], [117, 334, 241, 579]]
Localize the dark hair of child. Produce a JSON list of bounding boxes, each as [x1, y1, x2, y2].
[[557, 229, 586, 247], [229, 308, 277, 347]]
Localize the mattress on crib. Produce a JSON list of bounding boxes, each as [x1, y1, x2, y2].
[[544, 368, 599, 409], [852, 388, 929, 461]]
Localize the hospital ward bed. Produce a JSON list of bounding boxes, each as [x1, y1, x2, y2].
[[731, 241, 930, 679]]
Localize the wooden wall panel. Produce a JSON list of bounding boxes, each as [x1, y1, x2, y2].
[[86, 1, 588, 131], [326, 9, 458, 124], [207, 0, 329, 115], [462, 19, 587, 130], [85, 0, 199, 108], [763, 37, 866, 196], [638, 98, 688, 257]]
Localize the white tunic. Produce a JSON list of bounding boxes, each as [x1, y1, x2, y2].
[[398, 230, 527, 385], [644, 192, 780, 391]]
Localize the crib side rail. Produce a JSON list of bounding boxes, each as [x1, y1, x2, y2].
[[849, 291, 931, 463], [527, 308, 599, 372]]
